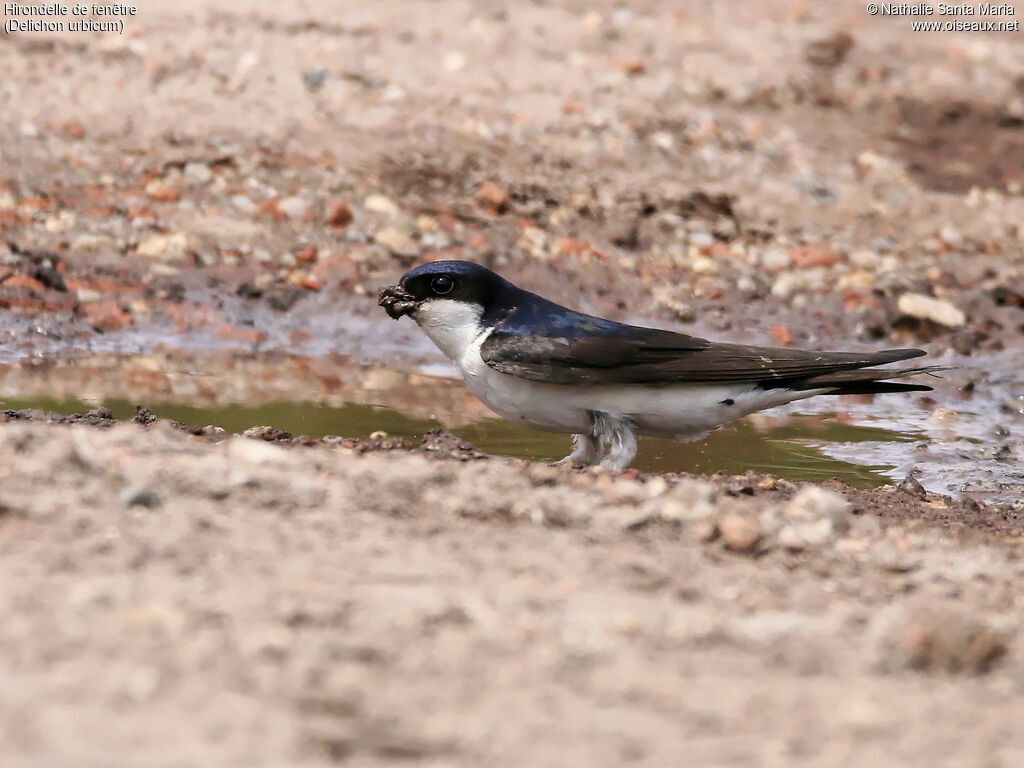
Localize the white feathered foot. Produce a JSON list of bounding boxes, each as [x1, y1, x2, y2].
[[554, 411, 638, 470]]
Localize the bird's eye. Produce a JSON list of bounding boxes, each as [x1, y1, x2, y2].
[[430, 275, 454, 295]]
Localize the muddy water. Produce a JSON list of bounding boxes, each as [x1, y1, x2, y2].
[[2, 394, 919, 489], [1, 307, 1020, 502]]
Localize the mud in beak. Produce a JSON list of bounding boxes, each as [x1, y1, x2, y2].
[[377, 284, 420, 319]]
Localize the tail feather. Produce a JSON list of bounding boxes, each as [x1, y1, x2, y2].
[[791, 364, 947, 395]]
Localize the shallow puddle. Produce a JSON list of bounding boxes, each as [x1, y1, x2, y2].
[[0, 395, 921, 489]]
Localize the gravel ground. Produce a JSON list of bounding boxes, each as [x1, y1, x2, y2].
[[2, 1, 1024, 765], [1, 419, 1023, 767]]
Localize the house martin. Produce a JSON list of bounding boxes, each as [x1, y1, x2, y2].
[[379, 260, 939, 469]]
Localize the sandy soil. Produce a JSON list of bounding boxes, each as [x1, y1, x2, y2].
[[2, 0, 1024, 765], [1, 417, 1023, 767]]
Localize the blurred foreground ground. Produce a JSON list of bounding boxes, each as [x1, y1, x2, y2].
[[1, 0, 1024, 764], [1, 417, 1023, 767]]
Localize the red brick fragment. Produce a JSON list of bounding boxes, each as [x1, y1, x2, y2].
[[80, 300, 133, 331], [478, 182, 509, 214], [772, 324, 795, 346], [258, 199, 287, 221], [788, 244, 842, 268], [2, 274, 48, 293], [325, 200, 354, 228], [217, 325, 267, 346]]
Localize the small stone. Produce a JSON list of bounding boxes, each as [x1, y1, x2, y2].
[[85, 406, 114, 420], [804, 31, 854, 68], [374, 227, 419, 257], [761, 248, 791, 271], [718, 513, 761, 554], [939, 225, 963, 247], [621, 58, 646, 76], [443, 51, 466, 72], [691, 256, 718, 275], [80, 300, 132, 331], [243, 425, 293, 441], [691, 519, 719, 542], [136, 234, 168, 258], [850, 249, 880, 268], [777, 518, 838, 552], [788, 244, 841, 268], [279, 196, 309, 220], [364, 194, 400, 217], [183, 162, 214, 186], [897, 474, 927, 498], [929, 407, 958, 425], [873, 605, 1010, 675], [381, 83, 406, 102], [771, 272, 802, 299], [325, 200, 354, 228], [145, 180, 180, 203], [897, 293, 966, 328], [230, 194, 257, 214], [784, 486, 851, 521], [302, 69, 326, 89], [229, 436, 290, 464], [772, 324, 795, 346], [478, 182, 509, 213], [122, 484, 161, 509], [137, 232, 188, 262]]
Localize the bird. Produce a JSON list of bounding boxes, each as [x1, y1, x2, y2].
[[378, 260, 940, 470]]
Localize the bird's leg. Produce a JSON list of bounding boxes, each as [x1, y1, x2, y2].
[[554, 432, 601, 466], [591, 411, 638, 470]]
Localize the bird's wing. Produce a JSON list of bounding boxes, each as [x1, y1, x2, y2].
[[480, 310, 926, 387]]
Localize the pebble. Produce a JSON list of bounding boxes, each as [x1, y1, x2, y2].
[[183, 162, 213, 186], [381, 83, 407, 102], [443, 51, 466, 72], [718, 513, 761, 554], [364, 194, 401, 217], [71, 234, 113, 252], [121, 484, 161, 509], [897, 474, 928, 498], [137, 232, 188, 262], [873, 604, 1010, 675], [850, 249, 880, 269], [897, 293, 966, 328], [691, 256, 718, 275], [302, 69, 326, 89], [325, 200, 353, 228], [761, 248, 790, 271], [771, 272, 802, 299], [279, 196, 309, 220], [777, 518, 836, 551], [929, 407, 958, 425], [145, 180, 180, 203], [478, 182, 509, 213], [373, 227, 419, 257], [784, 486, 850, 521], [230, 195, 257, 214], [137, 234, 169, 258]]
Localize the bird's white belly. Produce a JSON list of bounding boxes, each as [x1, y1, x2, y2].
[[455, 338, 807, 440]]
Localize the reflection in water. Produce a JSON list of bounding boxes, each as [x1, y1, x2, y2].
[[1, 396, 919, 489]]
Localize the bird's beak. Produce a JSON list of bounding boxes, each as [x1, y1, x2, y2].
[[377, 284, 420, 319]]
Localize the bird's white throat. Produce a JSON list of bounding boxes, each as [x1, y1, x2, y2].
[[412, 298, 488, 362]]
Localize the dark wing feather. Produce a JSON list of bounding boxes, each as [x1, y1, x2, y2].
[[480, 303, 927, 387]]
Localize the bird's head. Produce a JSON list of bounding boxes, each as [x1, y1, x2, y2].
[[377, 260, 509, 321]]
